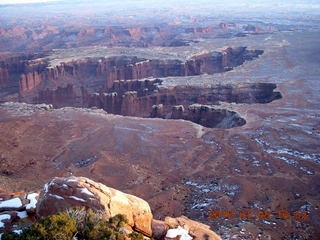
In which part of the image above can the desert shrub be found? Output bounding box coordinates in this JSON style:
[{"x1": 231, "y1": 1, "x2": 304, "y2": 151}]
[
  {"x1": 66, "y1": 207, "x2": 128, "y2": 240},
  {"x1": 1, "y1": 232, "x2": 20, "y2": 240},
  {"x1": 83, "y1": 212, "x2": 128, "y2": 240},
  {"x1": 2, "y1": 212, "x2": 76, "y2": 240},
  {"x1": 33, "y1": 212, "x2": 76, "y2": 240},
  {"x1": 129, "y1": 231, "x2": 145, "y2": 240},
  {"x1": 2, "y1": 209, "x2": 142, "y2": 240},
  {"x1": 108, "y1": 213, "x2": 128, "y2": 229},
  {"x1": 85, "y1": 220, "x2": 124, "y2": 240},
  {"x1": 39, "y1": 212, "x2": 76, "y2": 239}
]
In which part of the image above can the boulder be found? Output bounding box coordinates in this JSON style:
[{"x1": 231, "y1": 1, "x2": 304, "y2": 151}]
[
  {"x1": 36, "y1": 176, "x2": 153, "y2": 236},
  {"x1": 152, "y1": 216, "x2": 221, "y2": 240},
  {"x1": 152, "y1": 219, "x2": 169, "y2": 239}
]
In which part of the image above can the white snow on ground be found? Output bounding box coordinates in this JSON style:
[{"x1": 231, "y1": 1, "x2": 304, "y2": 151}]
[
  {"x1": 16, "y1": 211, "x2": 28, "y2": 219},
  {"x1": 166, "y1": 226, "x2": 193, "y2": 240},
  {"x1": 254, "y1": 137, "x2": 320, "y2": 164},
  {"x1": 263, "y1": 220, "x2": 277, "y2": 225},
  {"x1": 44, "y1": 183, "x2": 49, "y2": 193},
  {"x1": 0, "y1": 198, "x2": 22, "y2": 209},
  {"x1": 13, "y1": 229, "x2": 22, "y2": 235},
  {"x1": 191, "y1": 200, "x2": 214, "y2": 209},
  {"x1": 26, "y1": 193, "x2": 39, "y2": 210},
  {"x1": 48, "y1": 194, "x2": 64, "y2": 200},
  {"x1": 0, "y1": 214, "x2": 11, "y2": 228},
  {"x1": 299, "y1": 166, "x2": 314, "y2": 175},
  {"x1": 80, "y1": 188, "x2": 94, "y2": 196},
  {"x1": 69, "y1": 196, "x2": 86, "y2": 202},
  {"x1": 67, "y1": 178, "x2": 78, "y2": 182}
]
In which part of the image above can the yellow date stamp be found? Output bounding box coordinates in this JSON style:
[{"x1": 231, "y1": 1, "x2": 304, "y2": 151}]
[{"x1": 208, "y1": 209, "x2": 308, "y2": 221}]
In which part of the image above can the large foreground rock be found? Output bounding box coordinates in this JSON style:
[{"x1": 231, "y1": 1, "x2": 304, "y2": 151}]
[{"x1": 36, "y1": 176, "x2": 153, "y2": 236}]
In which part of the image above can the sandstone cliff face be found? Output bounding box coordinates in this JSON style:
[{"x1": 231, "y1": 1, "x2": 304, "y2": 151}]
[
  {"x1": 0, "y1": 68, "x2": 9, "y2": 87},
  {"x1": 0, "y1": 47, "x2": 279, "y2": 129},
  {"x1": 85, "y1": 82, "x2": 280, "y2": 117},
  {"x1": 19, "y1": 72, "x2": 42, "y2": 91},
  {"x1": 53, "y1": 81, "x2": 281, "y2": 129},
  {"x1": 0, "y1": 54, "x2": 47, "y2": 99},
  {"x1": 35, "y1": 84, "x2": 78, "y2": 107},
  {"x1": 17, "y1": 47, "x2": 263, "y2": 105}
]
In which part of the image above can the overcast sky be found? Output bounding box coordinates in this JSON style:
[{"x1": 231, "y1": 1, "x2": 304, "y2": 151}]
[
  {"x1": 1, "y1": 0, "x2": 319, "y2": 13},
  {"x1": 1, "y1": 0, "x2": 319, "y2": 5},
  {"x1": 0, "y1": 0, "x2": 58, "y2": 3}
]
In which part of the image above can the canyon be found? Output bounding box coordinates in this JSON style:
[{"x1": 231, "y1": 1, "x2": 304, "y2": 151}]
[
  {"x1": 0, "y1": 46, "x2": 281, "y2": 128},
  {"x1": 0, "y1": 1, "x2": 319, "y2": 239}
]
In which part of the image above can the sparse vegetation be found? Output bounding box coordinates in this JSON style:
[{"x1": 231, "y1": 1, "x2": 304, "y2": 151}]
[
  {"x1": 2, "y1": 212, "x2": 76, "y2": 240},
  {"x1": 2, "y1": 208, "x2": 144, "y2": 240}
]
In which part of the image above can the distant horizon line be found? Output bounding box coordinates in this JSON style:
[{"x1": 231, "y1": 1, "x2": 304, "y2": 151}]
[{"x1": 0, "y1": 0, "x2": 60, "y2": 5}]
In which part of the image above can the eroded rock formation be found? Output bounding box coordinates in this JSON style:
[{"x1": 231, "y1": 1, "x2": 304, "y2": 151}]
[
  {"x1": 36, "y1": 176, "x2": 153, "y2": 236},
  {"x1": 16, "y1": 47, "x2": 263, "y2": 99},
  {"x1": 0, "y1": 47, "x2": 280, "y2": 128},
  {"x1": 0, "y1": 46, "x2": 282, "y2": 129}
]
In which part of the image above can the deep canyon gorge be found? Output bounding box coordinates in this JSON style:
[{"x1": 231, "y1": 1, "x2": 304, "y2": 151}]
[{"x1": 0, "y1": 1, "x2": 319, "y2": 239}]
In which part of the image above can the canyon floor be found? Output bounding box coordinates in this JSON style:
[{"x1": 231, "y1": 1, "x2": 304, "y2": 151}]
[{"x1": 0, "y1": 28, "x2": 319, "y2": 239}]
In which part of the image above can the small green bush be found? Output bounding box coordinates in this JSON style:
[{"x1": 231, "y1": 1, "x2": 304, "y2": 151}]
[
  {"x1": 2, "y1": 212, "x2": 76, "y2": 240},
  {"x1": 33, "y1": 212, "x2": 77, "y2": 240},
  {"x1": 109, "y1": 214, "x2": 129, "y2": 229},
  {"x1": 83, "y1": 212, "x2": 128, "y2": 240},
  {"x1": 129, "y1": 231, "x2": 145, "y2": 240},
  {"x1": 1, "y1": 232, "x2": 20, "y2": 240},
  {"x1": 2, "y1": 209, "x2": 143, "y2": 240}
]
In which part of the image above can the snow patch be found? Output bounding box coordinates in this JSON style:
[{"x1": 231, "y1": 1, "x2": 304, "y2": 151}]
[
  {"x1": 0, "y1": 214, "x2": 11, "y2": 228},
  {"x1": 16, "y1": 211, "x2": 28, "y2": 219},
  {"x1": 299, "y1": 166, "x2": 314, "y2": 175},
  {"x1": 26, "y1": 193, "x2": 39, "y2": 210},
  {"x1": 0, "y1": 198, "x2": 22, "y2": 209},
  {"x1": 48, "y1": 194, "x2": 64, "y2": 200},
  {"x1": 44, "y1": 183, "x2": 49, "y2": 193},
  {"x1": 69, "y1": 196, "x2": 86, "y2": 202},
  {"x1": 13, "y1": 229, "x2": 22, "y2": 235},
  {"x1": 67, "y1": 178, "x2": 78, "y2": 182},
  {"x1": 263, "y1": 220, "x2": 277, "y2": 225},
  {"x1": 166, "y1": 226, "x2": 193, "y2": 240},
  {"x1": 275, "y1": 156, "x2": 298, "y2": 166},
  {"x1": 80, "y1": 188, "x2": 94, "y2": 196},
  {"x1": 299, "y1": 204, "x2": 312, "y2": 214},
  {"x1": 191, "y1": 200, "x2": 214, "y2": 209},
  {"x1": 185, "y1": 180, "x2": 239, "y2": 209}
]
